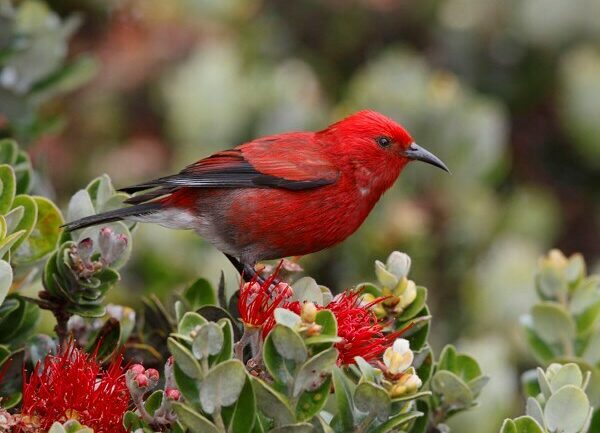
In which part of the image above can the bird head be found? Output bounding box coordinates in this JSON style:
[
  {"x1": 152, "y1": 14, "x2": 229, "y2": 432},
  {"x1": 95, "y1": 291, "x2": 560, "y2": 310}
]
[{"x1": 321, "y1": 110, "x2": 449, "y2": 174}]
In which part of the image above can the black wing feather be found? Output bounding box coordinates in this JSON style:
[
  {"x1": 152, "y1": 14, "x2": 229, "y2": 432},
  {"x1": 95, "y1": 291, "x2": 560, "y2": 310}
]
[{"x1": 119, "y1": 159, "x2": 336, "y2": 196}]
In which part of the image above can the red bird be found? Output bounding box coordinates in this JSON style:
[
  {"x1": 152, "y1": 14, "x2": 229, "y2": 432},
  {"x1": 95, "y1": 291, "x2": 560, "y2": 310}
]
[{"x1": 64, "y1": 110, "x2": 448, "y2": 277}]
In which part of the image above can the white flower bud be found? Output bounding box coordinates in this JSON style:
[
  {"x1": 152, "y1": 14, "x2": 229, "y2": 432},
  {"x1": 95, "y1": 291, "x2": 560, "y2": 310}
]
[
  {"x1": 386, "y1": 251, "x2": 411, "y2": 279},
  {"x1": 383, "y1": 338, "x2": 414, "y2": 375},
  {"x1": 399, "y1": 280, "x2": 417, "y2": 308}
]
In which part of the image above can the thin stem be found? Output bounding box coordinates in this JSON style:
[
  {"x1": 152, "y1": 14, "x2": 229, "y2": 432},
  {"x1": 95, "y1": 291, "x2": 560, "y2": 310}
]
[
  {"x1": 54, "y1": 309, "x2": 71, "y2": 350},
  {"x1": 213, "y1": 406, "x2": 226, "y2": 433},
  {"x1": 234, "y1": 327, "x2": 251, "y2": 361},
  {"x1": 201, "y1": 356, "x2": 209, "y2": 375},
  {"x1": 132, "y1": 389, "x2": 154, "y2": 424},
  {"x1": 249, "y1": 329, "x2": 261, "y2": 359}
]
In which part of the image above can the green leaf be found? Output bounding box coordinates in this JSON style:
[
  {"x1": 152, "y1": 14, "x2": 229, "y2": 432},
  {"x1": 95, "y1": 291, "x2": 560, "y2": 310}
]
[
  {"x1": 192, "y1": 322, "x2": 224, "y2": 360},
  {"x1": 525, "y1": 397, "x2": 545, "y2": 428},
  {"x1": 332, "y1": 367, "x2": 354, "y2": 432},
  {"x1": 0, "y1": 295, "x2": 26, "y2": 342},
  {"x1": 173, "y1": 362, "x2": 200, "y2": 404},
  {"x1": 0, "y1": 259, "x2": 12, "y2": 305},
  {"x1": 315, "y1": 309, "x2": 337, "y2": 336},
  {"x1": 413, "y1": 346, "x2": 434, "y2": 385},
  {"x1": 512, "y1": 416, "x2": 545, "y2": 433},
  {"x1": 431, "y1": 371, "x2": 473, "y2": 408},
  {"x1": 0, "y1": 215, "x2": 6, "y2": 239},
  {"x1": 549, "y1": 363, "x2": 583, "y2": 392},
  {"x1": 168, "y1": 337, "x2": 203, "y2": 379},
  {"x1": 13, "y1": 152, "x2": 32, "y2": 195},
  {"x1": 292, "y1": 277, "x2": 323, "y2": 304},
  {"x1": 576, "y1": 300, "x2": 600, "y2": 335},
  {"x1": 123, "y1": 410, "x2": 143, "y2": 431},
  {"x1": 0, "y1": 165, "x2": 16, "y2": 215},
  {"x1": 544, "y1": 385, "x2": 591, "y2": 433},
  {"x1": 354, "y1": 381, "x2": 390, "y2": 421},
  {"x1": 436, "y1": 345, "x2": 457, "y2": 372},
  {"x1": 570, "y1": 277, "x2": 600, "y2": 314},
  {"x1": 177, "y1": 311, "x2": 208, "y2": 339},
  {"x1": 210, "y1": 318, "x2": 234, "y2": 364},
  {"x1": 227, "y1": 377, "x2": 256, "y2": 433},
  {"x1": 271, "y1": 324, "x2": 307, "y2": 363},
  {"x1": 355, "y1": 356, "x2": 379, "y2": 382},
  {"x1": 295, "y1": 376, "x2": 331, "y2": 421},
  {"x1": 274, "y1": 308, "x2": 302, "y2": 329},
  {"x1": 184, "y1": 277, "x2": 216, "y2": 309},
  {"x1": 0, "y1": 140, "x2": 18, "y2": 166},
  {"x1": 467, "y1": 376, "x2": 489, "y2": 398},
  {"x1": 400, "y1": 308, "x2": 430, "y2": 351},
  {"x1": 200, "y1": 359, "x2": 247, "y2": 414},
  {"x1": 251, "y1": 377, "x2": 295, "y2": 426},
  {"x1": 499, "y1": 419, "x2": 517, "y2": 433},
  {"x1": 9, "y1": 195, "x2": 37, "y2": 252},
  {"x1": 536, "y1": 266, "x2": 567, "y2": 300},
  {"x1": 197, "y1": 305, "x2": 242, "y2": 340},
  {"x1": 0, "y1": 229, "x2": 25, "y2": 259},
  {"x1": 67, "y1": 189, "x2": 95, "y2": 226},
  {"x1": 370, "y1": 410, "x2": 423, "y2": 433},
  {"x1": 531, "y1": 302, "x2": 576, "y2": 344},
  {"x1": 307, "y1": 309, "x2": 339, "y2": 352},
  {"x1": 355, "y1": 282, "x2": 382, "y2": 298},
  {"x1": 522, "y1": 322, "x2": 556, "y2": 363},
  {"x1": 172, "y1": 402, "x2": 219, "y2": 433},
  {"x1": 12, "y1": 196, "x2": 63, "y2": 265},
  {"x1": 144, "y1": 390, "x2": 164, "y2": 416},
  {"x1": 263, "y1": 329, "x2": 294, "y2": 385},
  {"x1": 453, "y1": 353, "x2": 482, "y2": 382},
  {"x1": 293, "y1": 347, "x2": 337, "y2": 397},
  {"x1": 583, "y1": 332, "x2": 600, "y2": 365},
  {"x1": 536, "y1": 367, "x2": 552, "y2": 399}
]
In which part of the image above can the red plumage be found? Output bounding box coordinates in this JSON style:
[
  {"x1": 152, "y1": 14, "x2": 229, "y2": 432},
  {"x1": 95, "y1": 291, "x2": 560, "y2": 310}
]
[{"x1": 64, "y1": 110, "x2": 448, "y2": 269}]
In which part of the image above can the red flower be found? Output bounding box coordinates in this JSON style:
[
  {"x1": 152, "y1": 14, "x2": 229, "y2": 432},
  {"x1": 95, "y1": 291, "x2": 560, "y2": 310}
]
[
  {"x1": 267, "y1": 290, "x2": 401, "y2": 365},
  {"x1": 238, "y1": 265, "x2": 293, "y2": 329},
  {"x1": 327, "y1": 291, "x2": 401, "y2": 365},
  {"x1": 20, "y1": 343, "x2": 129, "y2": 433}
]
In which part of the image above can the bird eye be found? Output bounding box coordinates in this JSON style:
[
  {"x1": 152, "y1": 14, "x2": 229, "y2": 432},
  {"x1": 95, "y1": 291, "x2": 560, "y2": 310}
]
[{"x1": 376, "y1": 136, "x2": 392, "y2": 147}]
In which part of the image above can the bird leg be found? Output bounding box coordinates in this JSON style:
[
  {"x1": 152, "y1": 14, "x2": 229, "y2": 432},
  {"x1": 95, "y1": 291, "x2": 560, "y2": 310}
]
[{"x1": 225, "y1": 254, "x2": 264, "y2": 284}]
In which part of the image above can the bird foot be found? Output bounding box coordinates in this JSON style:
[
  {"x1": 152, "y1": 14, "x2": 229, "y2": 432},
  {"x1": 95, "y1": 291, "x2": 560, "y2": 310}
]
[{"x1": 225, "y1": 254, "x2": 266, "y2": 284}]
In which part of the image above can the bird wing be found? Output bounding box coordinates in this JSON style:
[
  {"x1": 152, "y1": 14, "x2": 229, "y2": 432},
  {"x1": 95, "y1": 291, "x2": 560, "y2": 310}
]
[{"x1": 119, "y1": 134, "x2": 339, "y2": 200}]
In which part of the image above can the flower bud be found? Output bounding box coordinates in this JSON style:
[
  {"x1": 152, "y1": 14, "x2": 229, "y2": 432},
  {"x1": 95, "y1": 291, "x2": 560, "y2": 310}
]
[
  {"x1": 134, "y1": 373, "x2": 148, "y2": 388},
  {"x1": 165, "y1": 387, "x2": 182, "y2": 401},
  {"x1": 129, "y1": 364, "x2": 145, "y2": 375},
  {"x1": 99, "y1": 227, "x2": 128, "y2": 265},
  {"x1": 389, "y1": 373, "x2": 422, "y2": 397},
  {"x1": 77, "y1": 238, "x2": 94, "y2": 264},
  {"x1": 540, "y1": 249, "x2": 568, "y2": 270},
  {"x1": 383, "y1": 338, "x2": 414, "y2": 375},
  {"x1": 146, "y1": 368, "x2": 159, "y2": 380},
  {"x1": 398, "y1": 280, "x2": 417, "y2": 309},
  {"x1": 375, "y1": 260, "x2": 400, "y2": 289},
  {"x1": 301, "y1": 302, "x2": 318, "y2": 323},
  {"x1": 386, "y1": 251, "x2": 411, "y2": 279}
]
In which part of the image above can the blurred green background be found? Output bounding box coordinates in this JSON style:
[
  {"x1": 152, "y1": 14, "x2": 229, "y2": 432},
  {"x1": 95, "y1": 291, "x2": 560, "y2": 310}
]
[{"x1": 3, "y1": 0, "x2": 600, "y2": 431}]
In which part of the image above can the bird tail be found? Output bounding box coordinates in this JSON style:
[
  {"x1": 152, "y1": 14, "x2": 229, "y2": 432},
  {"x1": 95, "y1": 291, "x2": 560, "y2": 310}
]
[{"x1": 61, "y1": 202, "x2": 162, "y2": 232}]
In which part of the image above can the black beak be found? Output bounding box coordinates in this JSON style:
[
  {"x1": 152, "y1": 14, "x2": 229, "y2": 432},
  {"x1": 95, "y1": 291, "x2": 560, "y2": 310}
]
[{"x1": 403, "y1": 143, "x2": 450, "y2": 173}]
